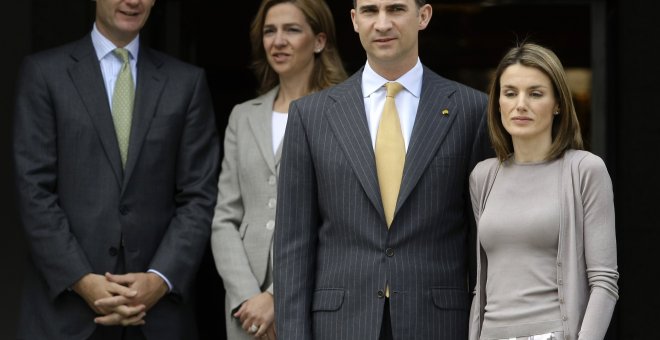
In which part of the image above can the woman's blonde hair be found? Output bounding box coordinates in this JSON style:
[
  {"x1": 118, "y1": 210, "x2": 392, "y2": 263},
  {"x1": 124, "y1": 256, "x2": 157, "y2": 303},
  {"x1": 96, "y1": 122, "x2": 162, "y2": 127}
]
[{"x1": 250, "y1": 0, "x2": 347, "y2": 94}]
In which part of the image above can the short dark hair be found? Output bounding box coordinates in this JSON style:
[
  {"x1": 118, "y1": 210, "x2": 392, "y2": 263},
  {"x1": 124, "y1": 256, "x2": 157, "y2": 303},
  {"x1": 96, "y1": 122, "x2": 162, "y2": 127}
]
[
  {"x1": 487, "y1": 43, "x2": 583, "y2": 161},
  {"x1": 353, "y1": 0, "x2": 426, "y2": 8}
]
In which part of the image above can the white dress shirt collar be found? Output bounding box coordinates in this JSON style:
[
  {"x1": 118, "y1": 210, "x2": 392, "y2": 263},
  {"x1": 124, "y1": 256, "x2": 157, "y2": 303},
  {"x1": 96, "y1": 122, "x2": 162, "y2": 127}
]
[
  {"x1": 360, "y1": 59, "x2": 424, "y2": 151},
  {"x1": 91, "y1": 23, "x2": 140, "y2": 62},
  {"x1": 361, "y1": 58, "x2": 423, "y2": 98}
]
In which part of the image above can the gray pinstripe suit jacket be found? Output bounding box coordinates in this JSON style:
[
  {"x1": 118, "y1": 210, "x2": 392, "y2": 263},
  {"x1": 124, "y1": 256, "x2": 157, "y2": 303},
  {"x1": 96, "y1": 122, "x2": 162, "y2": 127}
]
[{"x1": 274, "y1": 66, "x2": 492, "y2": 340}]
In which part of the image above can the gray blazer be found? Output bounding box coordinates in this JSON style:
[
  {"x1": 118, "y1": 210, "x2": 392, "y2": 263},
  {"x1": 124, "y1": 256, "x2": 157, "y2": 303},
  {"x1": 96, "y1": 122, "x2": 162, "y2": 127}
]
[
  {"x1": 12, "y1": 35, "x2": 219, "y2": 340},
  {"x1": 274, "y1": 67, "x2": 492, "y2": 340},
  {"x1": 211, "y1": 87, "x2": 281, "y2": 339}
]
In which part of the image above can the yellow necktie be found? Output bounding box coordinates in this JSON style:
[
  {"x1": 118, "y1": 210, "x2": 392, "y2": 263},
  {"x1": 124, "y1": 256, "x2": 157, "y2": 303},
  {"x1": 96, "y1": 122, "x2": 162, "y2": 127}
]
[
  {"x1": 375, "y1": 82, "x2": 405, "y2": 228},
  {"x1": 112, "y1": 48, "x2": 134, "y2": 167}
]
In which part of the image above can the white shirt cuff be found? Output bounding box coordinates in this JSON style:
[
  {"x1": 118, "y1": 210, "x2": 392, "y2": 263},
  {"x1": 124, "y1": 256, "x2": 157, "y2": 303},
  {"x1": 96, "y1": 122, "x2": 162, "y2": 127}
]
[{"x1": 148, "y1": 269, "x2": 173, "y2": 292}]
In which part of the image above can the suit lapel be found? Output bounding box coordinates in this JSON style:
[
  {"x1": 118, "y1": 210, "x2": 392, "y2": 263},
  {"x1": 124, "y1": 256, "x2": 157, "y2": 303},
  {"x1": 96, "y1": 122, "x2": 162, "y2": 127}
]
[
  {"x1": 68, "y1": 36, "x2": 123, "y2": 187},
  {"x1": 396, "y1": 68, "x2": 458, "y2": 213},
  {"x1": 122, "y1": 46, "x2": 167, "y2": 189},
  {"x1": 326, "y1": 71, "x2": 384, "y2": 218},
  {"x1": 274, "y1": 140, "x2": 283, "y2": 175},
  {"x1": 247, "y1": 87, "x2": 279, "y2": 175}
]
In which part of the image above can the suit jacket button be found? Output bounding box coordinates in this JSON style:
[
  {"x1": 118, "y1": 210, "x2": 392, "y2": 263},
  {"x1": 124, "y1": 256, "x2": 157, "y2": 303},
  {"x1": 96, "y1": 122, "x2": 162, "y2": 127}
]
[
  {"x1": 385, "y1": 248, "x2": 394, "y2": 257},
  {"x1": 266, "y1": 220, "x2": 275, "y2": 230},
  {"x1": 377, "y1": 290, "x2": 385, "y2": 298},
  {"x1": 268, "y1": 175, "x2": 276, "y2": 186},
  {"x1": 119, "y1": 205, "x2": 129, "y2": 215},
  {"x1": 108, "y1": 247, "x2": 118, "y2": 257}
]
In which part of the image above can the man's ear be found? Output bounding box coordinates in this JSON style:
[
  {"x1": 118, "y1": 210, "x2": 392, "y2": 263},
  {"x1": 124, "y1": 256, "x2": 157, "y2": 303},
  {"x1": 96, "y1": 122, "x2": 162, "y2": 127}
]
[
  {"x1": 418, "y1": 4, "x2": 433, "y2": 30},
  {"x1": 351, "y1": 9, "x2": 359, "y2": 33}
]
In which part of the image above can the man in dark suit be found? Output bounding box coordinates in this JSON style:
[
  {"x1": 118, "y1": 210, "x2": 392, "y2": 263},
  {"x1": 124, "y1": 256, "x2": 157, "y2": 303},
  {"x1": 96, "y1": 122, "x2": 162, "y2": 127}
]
[
  {"x1": 12, "y1": 0, "x2": 219, "y2": 339},
  {"x1": 273, "y1": 0, "x2": 492, "y2": 339}
]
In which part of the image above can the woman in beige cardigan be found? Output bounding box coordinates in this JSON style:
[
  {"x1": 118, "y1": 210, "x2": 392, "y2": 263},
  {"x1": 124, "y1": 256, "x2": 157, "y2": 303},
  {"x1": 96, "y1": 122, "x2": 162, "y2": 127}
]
[
  {"x1": 468, "y1": 43, "x2": 618, "y2": 340},
  {"x1": 210, "y1": 1, "x2": 346, "y2": 339}
]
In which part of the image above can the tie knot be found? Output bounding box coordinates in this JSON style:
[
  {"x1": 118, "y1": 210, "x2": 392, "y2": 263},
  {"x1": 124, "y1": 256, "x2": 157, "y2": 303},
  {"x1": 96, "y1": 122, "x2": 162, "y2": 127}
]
[
  {"x1": 385, "y1": 82, "x2": 403, "y2": 98},
  {"x1": 113, "y1": 48, "x2": 130, "y2": 64}
]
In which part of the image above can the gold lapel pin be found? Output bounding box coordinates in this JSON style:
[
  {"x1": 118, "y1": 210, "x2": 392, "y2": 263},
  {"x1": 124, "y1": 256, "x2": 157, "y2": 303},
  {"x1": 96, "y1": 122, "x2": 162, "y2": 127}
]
[{"x1": 442, "y1": 109, "x2": 449, "y2": 116}]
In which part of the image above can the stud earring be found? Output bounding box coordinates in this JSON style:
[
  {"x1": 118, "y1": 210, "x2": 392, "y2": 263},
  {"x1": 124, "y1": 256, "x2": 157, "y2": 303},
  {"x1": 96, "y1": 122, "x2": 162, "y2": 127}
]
[
  {"x1": 315, "y1": 48, "x2": 322, "y2": 53},
  {"x1": 554, "y1": 111, "x2": 560, "y2": 115}
]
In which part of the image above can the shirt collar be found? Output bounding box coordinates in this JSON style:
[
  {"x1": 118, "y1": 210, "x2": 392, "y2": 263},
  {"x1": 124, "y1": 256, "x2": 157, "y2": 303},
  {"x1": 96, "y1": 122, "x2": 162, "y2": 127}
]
[
  {"x1": 91, "y1": 23, "x2": 140, "y2": 62},
  {"x1": 362, "y1": 58, "x2": 423, "y2": 98}
]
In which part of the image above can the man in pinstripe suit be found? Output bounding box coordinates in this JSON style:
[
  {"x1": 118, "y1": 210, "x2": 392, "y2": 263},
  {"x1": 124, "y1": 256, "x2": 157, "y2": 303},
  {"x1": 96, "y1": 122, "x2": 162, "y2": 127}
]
[{"x1": 273, "y1": 0, "x2": 492, "y2": 338}]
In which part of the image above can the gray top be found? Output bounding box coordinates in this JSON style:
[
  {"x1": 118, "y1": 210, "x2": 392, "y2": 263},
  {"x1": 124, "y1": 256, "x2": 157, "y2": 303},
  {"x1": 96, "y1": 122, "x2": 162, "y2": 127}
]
[
  {"x1": 469, "y1": 150, "x2": 619, "y2": 340},
  {"x1": 479, "y1": 159, "x2": 562, "y2": 339}
]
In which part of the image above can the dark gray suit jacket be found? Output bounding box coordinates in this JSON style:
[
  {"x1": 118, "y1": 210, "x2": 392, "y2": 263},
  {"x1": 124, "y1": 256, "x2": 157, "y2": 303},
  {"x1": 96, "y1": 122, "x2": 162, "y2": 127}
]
[
  {"x1": 274, "y1": 67, "x2": 492, "y2": 340},
  {"x1": 12, "y1": 35, "x2": 219, "y2": 339}
]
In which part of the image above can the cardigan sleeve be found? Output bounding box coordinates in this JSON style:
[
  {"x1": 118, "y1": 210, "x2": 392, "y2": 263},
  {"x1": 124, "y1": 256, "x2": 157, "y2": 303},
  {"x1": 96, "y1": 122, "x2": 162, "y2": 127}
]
[
  {"x1": 467, "y1": 158, "x2": 499, "y2": 340},
  {"x1": 468, "y1": 166, "x2": 483, "y2": 340},
  {"x1": 577, "y1": 154, "x2": 619, "y2": 340}
]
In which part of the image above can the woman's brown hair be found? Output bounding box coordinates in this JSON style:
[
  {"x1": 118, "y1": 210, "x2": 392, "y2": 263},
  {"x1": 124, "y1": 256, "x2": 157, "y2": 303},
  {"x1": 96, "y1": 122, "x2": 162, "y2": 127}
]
[{"x1": 487, "y1": 43, "x2": 583, "y2": 161}]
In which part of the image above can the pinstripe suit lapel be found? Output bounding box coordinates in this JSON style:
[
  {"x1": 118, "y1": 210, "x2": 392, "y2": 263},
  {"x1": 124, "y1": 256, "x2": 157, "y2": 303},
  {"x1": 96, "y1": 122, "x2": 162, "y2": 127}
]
[
  {"x1": 326, "y1": 71, "x2": 385, "y2": 218},
  {"x1": 68, "y1": 36, "x2": 123, "y2": 187},
  {"x1": 396, "y1": 68, "x2": 459, "y2": 213},
  {"x1": 122, "y1": 46, "x2": 167, "y2": 190},
  {"x1": 247, "y1": 87, "x2": 279, "y2": 175}
]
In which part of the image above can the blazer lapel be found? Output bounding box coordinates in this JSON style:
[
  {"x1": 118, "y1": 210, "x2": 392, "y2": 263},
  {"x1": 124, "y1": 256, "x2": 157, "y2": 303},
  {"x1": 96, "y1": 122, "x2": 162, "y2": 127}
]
[
  {"x1": 274, "y1": 140, "x2": 283, "y2": 175},
  {"x1": 247, "y1": 87, "x2": 279, "y2": 175},
  {"x1": 68, "y1": 36, "x2": 123, "y2": 187},
  {"x1": 396, "y1": 68, "x2": 459, "y2": 214},
  {"x1": 122, "y1": 46, "x2": 167, "y2": 190},
  {"x1": 326, "y1": 71, "x2": 384, "y2": 218}
]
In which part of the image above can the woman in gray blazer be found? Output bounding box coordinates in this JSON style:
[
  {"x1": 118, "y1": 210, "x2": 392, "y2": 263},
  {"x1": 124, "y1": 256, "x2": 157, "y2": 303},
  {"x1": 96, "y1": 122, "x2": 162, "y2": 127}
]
[
  {"x1": 468, "y1": 43, "x2": 618, "y2": 340},
  {"x1": 210, "y1": 0, "x2": 346, "y2": 339}
]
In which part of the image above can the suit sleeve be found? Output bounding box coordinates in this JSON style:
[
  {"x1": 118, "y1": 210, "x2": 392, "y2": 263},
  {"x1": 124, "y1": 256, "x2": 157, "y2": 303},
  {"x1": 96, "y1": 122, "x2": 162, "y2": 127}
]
[
  {"x1": 466, "y1": 95, "x2": 492, "y2": 295},
  {"x1": 273, "y1": 101, "x2": 318, "y2": 339},
  {"x1": 148, "y1": 70, "x2": 220, "y2": 299},
  {"x1": 210, "y1": 105, "x2": 262, "y2": 312},
  {"x1": 466, "y1": 97, "x2": 491, "y2": 339},
  {"x1": 469, "y1": 100, "x2": 494, "y2": 169},
  {"x1": 577, "y1": 155, "x2": 619, "y2": 339},
  {"x1": 12, "y1": 56, "x2": 93, "y2": 299}
]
